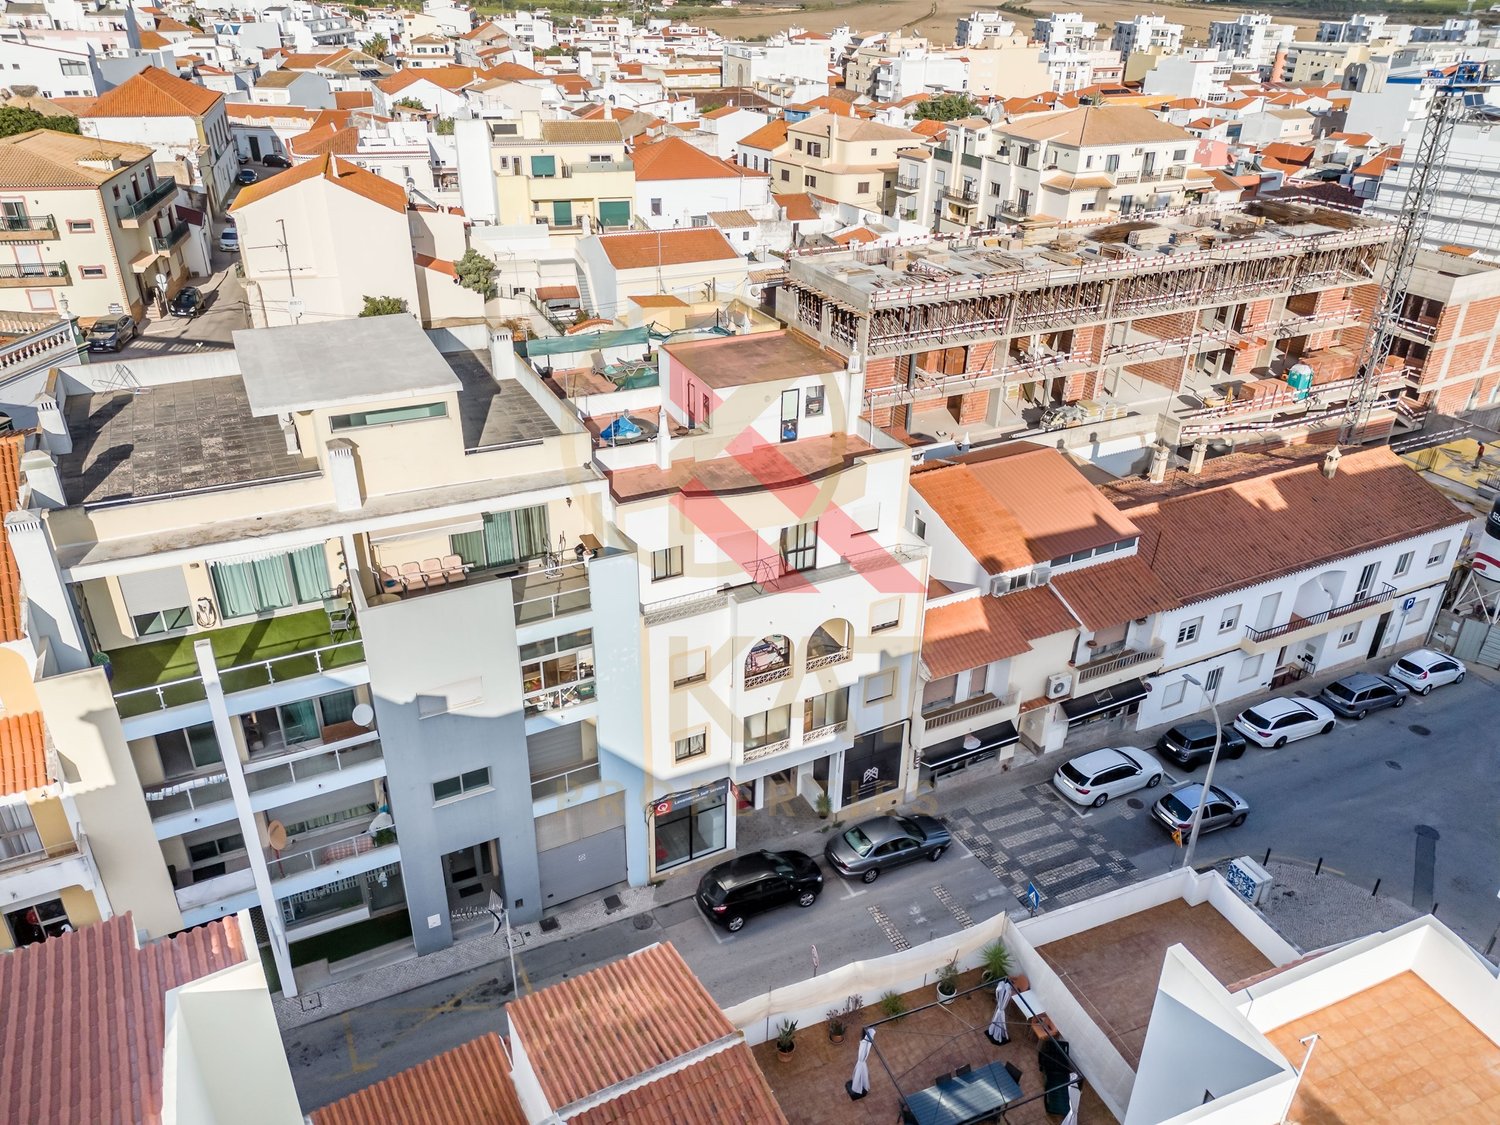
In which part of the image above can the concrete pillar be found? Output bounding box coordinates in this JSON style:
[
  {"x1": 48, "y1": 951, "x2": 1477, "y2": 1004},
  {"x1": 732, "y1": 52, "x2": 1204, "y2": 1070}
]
[
  {"x1": 489, "y1": 328, "x2": 516, "y2": 381},
  {"x1": 845, "y1": 357, "x2": 866, "y2": 437},
  {"x1": 655, "y1": 408, "x2": 670, "y2": 470},
  {"x1": 1187, "y1": 439, "x2": 1208, "y2": 476},
  {"x1": 20, "y1": 449, "x2": 65, "y2": 509},
  {"x1": 5, "y1": 510, "x2": 87, "y2": 671},
  {"x1": 1148, "y1": 442, "x2": 1171, "y2": 483},
  {"x1": 277, "y1": 412, "x2": 300, "y2": 455},
  {"x1": 33, "y1": 395, "x2": 71, "y2": 455},
  {"x1": 326, "y1": 438, "x2": 362, "y2": 512},
  {"x1": 194, "y1": 639, "x2": 297, "y2": 997}
]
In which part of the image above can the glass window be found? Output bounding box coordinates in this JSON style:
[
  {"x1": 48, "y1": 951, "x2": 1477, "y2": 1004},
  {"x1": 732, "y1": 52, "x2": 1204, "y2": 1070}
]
[
  {"x1": 1394, "y1": 551, "x2": 1413, "y2": 577},
  {"x1": 804, "y1": 687, "x2": 849, "y2": 731},
  {"x1": 432, "y1": 767, "x2": 490, "y2": 803},
  {"x1": 450, "y1": 504, "x2": 550, "y2": 571},
  {"x1": 922, "y1": 675, "x2": 958, "y2": 712},
  {"x1": 210, "y1": 545, "x2": 329, "y2": 618},
  {"x1": 1427, "y1": 541, "x2": 1449, "y2": 566},
  {"x1": 133, "y1": 606, "x2": 192, "y2": 635},
  {"x1": 672, "y1": 649, "x2": 708, "y2": 687},
  {"x1": 521, "y1": 631, "x2": 595, "y2": 715},
  {"x1": 871, "y1": 598, "x2": 900, "y2": 632},
  {"x1": 780, "y1": 521, "x2": 816, "y2": 572},
  {"x1": 780, "y1": 389, "x2": 799, "y2": 442},
  {"x1": 1219, "y1": 605, "x2": 1241, "y2": 633},
  {"x1": 157, "y1": 723, "x2": 222, "y2": 776},
  {"x1": 330, "y1": 402, "x2": 447, "y2": 430},
  {"x1": 654, "y1": 788, "x2": 726, "y2": 870},
  {"x1": 1204, "y1": 667, "x2": 1223, "y2": 693},
  {"x1": 674, "y1": 730, "x2": 706, "y2": 761},
  {"x1": 743, "y1": 704, "x2": 791, "y2": 750},
  {"x1": 805, "y1": 386, "x2": 825, "y2": 416},
  {"x1": 864, "y1": 669, "x2": 896, "y2": 703},
  {"x1": 1176, "y1": 618, "x2": 1202, "y2": 645},
  {"x1": 651, "y1": 546, "x2": 682, "y2": 581}
]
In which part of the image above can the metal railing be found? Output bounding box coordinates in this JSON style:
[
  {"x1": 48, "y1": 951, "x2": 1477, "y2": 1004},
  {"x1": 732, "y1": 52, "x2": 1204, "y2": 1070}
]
[
  {"x1": 522, "y1": 676, "x2": 596, "y2": 716},
  {"x1": 1076, "y1": 645, "x2": 1164, "y2": 684},
  {"x1": 530, "y1": 760, "x2": 602, "y2": 802},
  {"x1": 270, "y1": 824, "x2": 392, "y2": 880},
  {"x1": 0, "y1": 214, "x2": 56, "y2": 235},
  {"x1": 513, "y1": 571, "x2": 591, "y2": 625},
  {"x1": 0, "y1": 261, "x2": 68, "y2": 282},
  {"x1": 946, "y1": 184, "x2": 979, "y2": 203},
  {"x1": 0, "y1": 834, "x2": 79, "y2": 872},
  {"x1": 116, "y1": 177, "x2": 177, "y2": 221},
  {"x1": 243, "y1": 735, "x2": 383, "y2": 793},
  {"x1": 153, "y1": 220, "x2": 190, "y2": 251},
  {"x1": 896, "y1": 176, "x2": 921, "y2": 191},
  {"x1": 1244, "y1": 584, "x2": 1397, "y2": 643},
  {"x1": 921, "y1": 690, "x2": 1018, "y2": 728},
  {"x1": 142, "y1": 772, "x2": 233, "y2": 819},
  {"x1": 564, "y1": 159, "x2": 632, "y2": 175},
  {"x1": 112, "y1": 637, "x2": 366, "y2": 713}
]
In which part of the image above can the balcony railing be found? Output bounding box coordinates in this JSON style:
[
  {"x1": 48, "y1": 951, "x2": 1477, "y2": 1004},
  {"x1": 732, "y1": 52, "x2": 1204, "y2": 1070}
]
[
  {"x1": 1076, "y1": 645, "x2": 1165, "y2": 684},
  {"x1": 1244, "y1": 584, "x2": 1397, "y2": 643},
  {"x1": 142, "y1": 772, "x2": 232, "y2": 820},
  {"x1": 243, "y1": 734, "x2": 383, "y2": 793},
  {"x1": 270, "y1": 823, "x2": 393, "y2": 880},
  {"x1": 741, "y1": 736, "x2": 791, "y2": 764},
  {"x1": 802, "y1": 719, "x2": 847, "y2": 743},
  {"x1": 921, "y1": 690, "x2": 1018, "y2": 728},
  {"x1": 0, "y1": 261, "x2": 68, "y2": 286},
  {"x1": 564, "y1": 159, "x2": 632, "y2": 175},
  {"x1": 116, "y1": 177, "x2": 177, "y2": 223},
  {"x1": 896, "y1": 176, "x2": 921, "y2": 191},
  {"x1": 514, "y1": 566, "x2": 591, "y2": 625},
  {"x1": 946, "y1": 184, "x2": 979, "y2": 203},
  {"x1": 531, "y1": 760, "x2": 602, "y2": 802},
  {"x1": 523, "y1": 676, "x2": 596, "y2": 717},
  {"x1": 0, "y1": 213, "x2": 58, "y2": 240},
  {"x1": 745, "y1": 662, "x2": 792, "y2": 688},
  {"x1": 153, "y1": 220, "x2": 190, "y2": 252},
  {"x1": 0, "y1": 834, "x2": 79, "y2": 872}
]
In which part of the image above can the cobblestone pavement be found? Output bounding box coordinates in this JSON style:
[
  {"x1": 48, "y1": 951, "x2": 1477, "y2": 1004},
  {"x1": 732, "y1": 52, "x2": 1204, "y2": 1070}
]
[{"x1": 944, "y1": 779, "x2": 1138, "y2": 912}]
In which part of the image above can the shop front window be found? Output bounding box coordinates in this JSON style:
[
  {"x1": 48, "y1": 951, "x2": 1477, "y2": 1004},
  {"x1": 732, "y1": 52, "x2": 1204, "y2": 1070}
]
[{"x1": 654, "y1": 783, "x2": 728, "y2": 871}]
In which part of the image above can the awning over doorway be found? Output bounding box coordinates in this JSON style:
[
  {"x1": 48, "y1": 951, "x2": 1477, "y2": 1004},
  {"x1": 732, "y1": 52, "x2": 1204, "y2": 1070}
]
[
  {"x1": 650, "y1": 777, "x2": 729, "y2": 818},
  {"x1": 1061, "y1": 678, "x2": 1147, "y2": 724},
  {"x1": 923, "y1": 720, "x2": 1019, "y2": 770}
]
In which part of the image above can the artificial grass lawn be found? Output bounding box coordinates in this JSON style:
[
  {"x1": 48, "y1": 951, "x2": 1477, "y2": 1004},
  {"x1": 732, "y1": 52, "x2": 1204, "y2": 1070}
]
[
  {"x1": 107, "y1": 607, "x2": 363, "y2": 715},
  {"x1": 288, "y1": 909, "x2": 413, "y2": 968}
]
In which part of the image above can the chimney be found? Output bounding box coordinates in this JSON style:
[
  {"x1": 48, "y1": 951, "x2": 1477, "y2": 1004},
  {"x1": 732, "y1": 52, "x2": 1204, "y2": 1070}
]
[
  {"x1": 490, "y1": 328, "x2": 517, "y2": 381},
  {"x1": 1321, "y1": 445, "x2": 1342, "y2": 479},
  {"x1": 326, "y1": 439, "x2": 364, "y2": 511},
  {"x1": 278, "y1": 412, "x2": 300, "y2": 455},
  {"x1": 20, "y1": 449, "x2": 64, "y2": 509},
  {"x1": 1148, "y1": 442, "x2": 1170, "y2": 483},
  {"x1": 1187, "y1": 438, "x2": 1208, "y2": 475},
  {"x1": 655, "y1": 408, "x2": 670, "y2": 470},
  {"x1": 33, "y1": 394, "x2": 71, "y2": 455}
]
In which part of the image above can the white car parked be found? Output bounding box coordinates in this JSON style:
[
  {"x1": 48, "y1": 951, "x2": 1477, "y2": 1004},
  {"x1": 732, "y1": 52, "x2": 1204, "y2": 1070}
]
[
  {"x1": 1052, "y1": 746, "x2": 1165, "y2": 808},
  {"x1": 1232, "y1": 696, "x2": 1336, "y2": 748},
  {"x1": 1387, "y1": 648, "x2": 1466, "y2": 695}
]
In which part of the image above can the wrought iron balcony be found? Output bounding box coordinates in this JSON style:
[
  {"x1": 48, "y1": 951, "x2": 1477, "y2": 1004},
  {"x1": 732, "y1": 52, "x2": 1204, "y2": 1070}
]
[
  {"x1": 1244, "y1": 584, "x2": 1397, "y2": 643},
  {"x1": 0, "y1": 213, "x2": 58, "y2": 240},
  {"x1": 116, "y1": 177, "x2": 177, "y2": 225},
  {"x1": 0, "y1": 261, "x2": 69, "y2": 286}
]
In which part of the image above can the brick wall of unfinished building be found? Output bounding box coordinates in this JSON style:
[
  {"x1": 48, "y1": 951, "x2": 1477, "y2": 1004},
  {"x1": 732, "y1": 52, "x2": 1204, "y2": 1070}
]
[
  {"x1": 1230, "y1": 298, "x2": 1277, "y2": 378},
  {"x1": 1297, "y1": 284, "x2": 1362, "y2": 354},
  {"x1": 865, "y1": 354, "x2": 901, "y2": 427}
]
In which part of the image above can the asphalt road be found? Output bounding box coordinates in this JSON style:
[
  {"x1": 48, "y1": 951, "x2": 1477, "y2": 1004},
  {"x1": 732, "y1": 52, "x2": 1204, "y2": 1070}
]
[{"x1": 282, "y1": 664, "x2": 1500, "y2": 1112}]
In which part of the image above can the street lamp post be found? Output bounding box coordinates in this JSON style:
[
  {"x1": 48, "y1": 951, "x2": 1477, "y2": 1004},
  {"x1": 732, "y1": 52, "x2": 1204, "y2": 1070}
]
[{"x1": 1179, "y1": 672, "x2": 1221, "y2": 872}]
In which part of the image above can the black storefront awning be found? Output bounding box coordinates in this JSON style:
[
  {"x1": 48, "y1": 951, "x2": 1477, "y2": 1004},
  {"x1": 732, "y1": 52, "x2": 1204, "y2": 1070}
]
[
  {"x1": 923, "y1": 720, "x2": 1020, "y2": 770},
  {"x1": 1061, "y1": 678, "x2": 1148, "y2": 724}
]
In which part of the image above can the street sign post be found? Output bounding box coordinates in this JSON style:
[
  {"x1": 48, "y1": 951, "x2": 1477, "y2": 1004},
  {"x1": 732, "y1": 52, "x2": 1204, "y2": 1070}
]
[{"x1": 1026, "y1": 882, "x2": 1041, "y2": 915}]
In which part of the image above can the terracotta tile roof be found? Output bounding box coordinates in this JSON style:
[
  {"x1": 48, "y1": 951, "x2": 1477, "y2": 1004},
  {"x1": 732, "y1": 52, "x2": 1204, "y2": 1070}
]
[
  {"x1": 1000, "y1": 105, "x2": 1191, "y2": 147},
  {"x1": 508, "y1": 943, "x2": 735, "y2": 1107},
  {"x1": 1261, "y1": 141, "x2": 1314, "y2": 165},
  {"x1": 1108, "y1": 446, "x2": 1467, "y2": 604},
  {"x1": 923, "y1": 594, "x2": 1032, "y2": 677},
  {"x1": 0, "y1": 711, "x2": 49, "y2": 797},
  {"x1": 231, "y1": 154, "x2": 406, "y2": 213},
  {"x1": 634, "y1": 136, "x2": 763, "y2": 180},
  {"x1": 629, "y1": 294, "x2": 689, "y2": 307},
  {"x1": 703, "y1": 105, "x2": 738, "y2": 120},
  {"x1": 1051, "y1": 554, "x2": 1178, "y2": 631},
  {"x1": 911, "y1": 444, "x2": 1139, "y2": 575},
  {"x1": 737, "y1": 118, "x2": 788, "y2": 150},
  {"x1": 709, "y1": 209, "x2": 756, "y2": 228},
  {"x1": 85, "y1": 65, "x2": 222, "y2": 118},
  {"x1": 1353, "y1": 145, "x2": 1400, "y2": 177},
  {"x1": 375, "y1": 66, "x2": 480, "y2": 95},
  {"x1": 138, "y1": 29, "x2": 170, "y2": 49},
  {"x1": 997, "y1": 585, "x2": 1080, "y2": 641},
  {"x1": 486, "y1": 62, "x2": 546, "y2": 81},
  {"x1": 0, "y1": 129, "x2": 152, "y2": 186},
  {"x1": 540, "y1": 119, "x2": 626, "y2": 144},
  {"x1": 335, "y1": 90, "x2": 375, "y2": 110},
  {"x1": 595, "y1": 228, "x2": 739, "y2": 270},
  {"x1": 290, "y1": 124, "x2": 358, "y2": 157},
  {"x1": 790, "y1": 112, "x2": 919, "y2": 144},
  {"x1": 0, "y1": 431, "x2": 23, "y2": 644},
  {"x1": 911, "y1": 119, "x2": 949, "y2": 138},
  {"x1": 0, "y1": 914, "x2": 246, "y2": 1124},
  {"x1": 535, "y1": 285, "x2": 580, "y2": 300},
  {"x1": 833, "y1": 226, "x2": 877, "y2": 245},
  {"x1": 610, "y1": 433, "x2": 874, "y2": 503},
  {"x1": 772, "y1": 191, "x2": 818, "y2": 220},
  {"x1": 664, "y1": 329, "x2": 843, "y2": 389},
  {"x1": 225, "y1": 102, "x2": 321, "y2": 122},
  {"x1": 152, "y1": 15, "x2": 192, "y2": 33},
  {"x1": 312, "y1": 1033, "x2": 525, "y2": 1125},
  {"x1": 570, "y1": 1043, "x2": 786, "y2": 1124}
]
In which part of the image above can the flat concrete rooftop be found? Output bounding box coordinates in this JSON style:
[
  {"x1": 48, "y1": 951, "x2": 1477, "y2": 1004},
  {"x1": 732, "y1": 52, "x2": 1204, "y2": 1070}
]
[
  {"x1": 59, "y1": 378, "x2": 318, "y2": 505},
  {"x1": 444, "y1": 349, "x2": 561, "y2": 451}
]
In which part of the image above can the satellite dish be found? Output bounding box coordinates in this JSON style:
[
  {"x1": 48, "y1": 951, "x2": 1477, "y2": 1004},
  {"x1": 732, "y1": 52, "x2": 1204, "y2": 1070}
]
[
  {"x1": 266, "y1": 820, "x2": 288, "y2": 851},
  {"x1": 352, "y1": 703, "x2": 375, "y2": 727}
]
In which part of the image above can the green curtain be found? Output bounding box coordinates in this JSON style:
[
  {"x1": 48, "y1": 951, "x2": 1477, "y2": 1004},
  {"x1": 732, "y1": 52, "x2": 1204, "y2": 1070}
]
[
  {"x1": 251, "y1": 555, "x2": 295, "y2": 610},
  {"x1": 483, "y1": 512, "x2": 517, "y2": 567},
  {"x1": 289, "y1": 544, "x2": 330, "y2": 602},
  {"x1": 318, "y1": 690, "x2": 357, "y2": 727},
  {"x1": 278, "y1": 699, "x2": 319, "y2": 745},
  {"x1": 211, "y1": 561, "x2": 259, "y2": 619},
  {"x1": 450, "y1": 531, "x2": 487, "y2": 568},
  {"x1": 513, "y1": 505, "x2": 550, "y2": 559}
]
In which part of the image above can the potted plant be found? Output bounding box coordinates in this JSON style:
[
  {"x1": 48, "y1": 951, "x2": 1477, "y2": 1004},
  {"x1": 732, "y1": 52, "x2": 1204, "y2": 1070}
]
[
  {"x1": 816, "y1": 791, "x2": 832, "y2": 819},
  {"x1": 826, "y1": 1007, "x2": 847, "y2": 1044},
  {"x1": 937, "y1": 957, "x2": 960, "y2": 1003},
  {"x1": 878, "y1": 990, "x2": 908, "y2": 1020},
  {"x1": 979, "y1": 939, "x2": 1014, "y2": 984},
  {"x1": 775, "y1": 1018, "x2": 798, "y2": 1062}
]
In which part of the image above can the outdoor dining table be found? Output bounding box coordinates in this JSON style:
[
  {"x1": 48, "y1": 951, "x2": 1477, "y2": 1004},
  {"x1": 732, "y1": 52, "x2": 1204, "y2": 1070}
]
[{"x1": 902, "y1": 1060, "x2": 1024, "y2": 1125}]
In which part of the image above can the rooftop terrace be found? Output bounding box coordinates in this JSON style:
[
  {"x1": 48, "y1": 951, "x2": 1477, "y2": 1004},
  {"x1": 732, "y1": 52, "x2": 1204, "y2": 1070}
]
[
  {"x1": 445, "y1": 349, "x2": 562, "y2": 451},
  {"x1": 59, "y1": 379, "x2": 318, "y2": 505}
]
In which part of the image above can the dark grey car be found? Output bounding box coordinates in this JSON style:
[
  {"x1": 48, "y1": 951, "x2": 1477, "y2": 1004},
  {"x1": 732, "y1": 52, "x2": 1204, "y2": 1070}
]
[
  {"x1": 1317, "y1": 673, "x2": 1409, "y2": 719},
  {"x1": 824, "y1": 814, "x2": 952, "y2": 883}
]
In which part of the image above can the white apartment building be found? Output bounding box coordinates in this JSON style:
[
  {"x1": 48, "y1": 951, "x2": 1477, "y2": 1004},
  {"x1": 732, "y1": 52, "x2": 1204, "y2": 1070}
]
[
  {"x1": 721, "y1": 40, "x2": 828, "y2": 88},
  {"x1": 1208, "y1": 13, "x2": 1297, "y2": 70},
  {"x1": 1032, "y1": 11, "x2": 1100, "y2": 50},
  {"x1": 1112, "y1": 15, "x2": 1184, "y2": 59},
  {"x1": 0, "y1": 36, "x2": 100, "y2": 97},
  {"x1": 1042, "y1": 43, "x2": 1124, "y2": 93},
  {"x1": 1368, "y1": 116, "x2": 1500, "y2": 261},
  {"x1": 1141, "y1": 49, "x2": 1237, "y2": 102},
  {"x1": 1315, "y1": 13, "x2": 1411, "y2": 46},
  {"x1": 956, "y1": 11, "x2": 1015, "y2": 48}
]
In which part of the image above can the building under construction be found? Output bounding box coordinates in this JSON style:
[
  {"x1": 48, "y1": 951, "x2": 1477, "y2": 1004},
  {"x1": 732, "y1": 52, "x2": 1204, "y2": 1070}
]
[{"x1": 775, "y1": 200, "x2": 1411, "y2": 450}]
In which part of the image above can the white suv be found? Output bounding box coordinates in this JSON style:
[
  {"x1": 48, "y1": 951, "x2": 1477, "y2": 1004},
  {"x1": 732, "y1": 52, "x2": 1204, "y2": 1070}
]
[
  {"x1": 1387, "y1": 649, "x2": 1466, "y2": 695},
  {"x1": 1232, "y1": 696, "x2": 1335, "y2": 748}
]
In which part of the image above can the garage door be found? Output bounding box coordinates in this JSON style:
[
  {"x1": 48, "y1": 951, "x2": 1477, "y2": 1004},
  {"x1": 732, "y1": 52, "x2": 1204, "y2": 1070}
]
[{"x1": 535, "y1": 793, "x2": 626, "y2": 908}]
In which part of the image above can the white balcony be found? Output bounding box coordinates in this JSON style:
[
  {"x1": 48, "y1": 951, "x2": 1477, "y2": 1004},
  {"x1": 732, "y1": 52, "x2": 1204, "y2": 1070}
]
[{"x1": 244, "y1": 732, "x2": 386, "y2": 812}]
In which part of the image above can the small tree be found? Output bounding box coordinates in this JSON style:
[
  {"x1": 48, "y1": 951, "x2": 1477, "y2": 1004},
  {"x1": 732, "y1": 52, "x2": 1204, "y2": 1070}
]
[
  {"x1": 360, "y1": 295, "x2": 408, "y2": 317},
  {"x1": 912, "y1": 93, "x2": 982, "y2": 123},
  {"x1": 455, "y1": 249, "x2": 496, "y2": 299},
  {"x1": 362, "y1": 33, "x2": 389, "y2": 58},
  {"x1": 0, "y1": 107, "x2": 79, "y2": 138},
  {"x1": 434, "y1": 117, "x2": 454, "y2": 136},
  {"x1": 392, "y1": 96, "x2": 426, "y2": 111}
]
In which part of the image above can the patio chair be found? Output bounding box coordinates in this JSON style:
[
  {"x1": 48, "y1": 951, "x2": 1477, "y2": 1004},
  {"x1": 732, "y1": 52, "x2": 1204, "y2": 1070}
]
[
  {"x1": 399, "y1": 561, "x2": 427, "y2": 591},
  {"x1": 420, "y1": 558, "x2": 448, "y2": 588},
  {"x1": 380, "y1": 566, "x2": 403, "y2": 594},
  {"x1": 441, "y1": 554, "x2": 467, "y2": 583}
]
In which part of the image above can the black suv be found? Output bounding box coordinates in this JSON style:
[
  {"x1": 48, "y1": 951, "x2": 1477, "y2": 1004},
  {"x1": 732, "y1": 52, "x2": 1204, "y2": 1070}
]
[
  {"x1": 87, "y1": 314, "x2": 136, "y2": 353},
  {"x1": 696, "y1": 849, "x2": 822, "y2": 932},
  {"x1": 1155, "y1": 720, "x2": 1247, "y2": 768}
]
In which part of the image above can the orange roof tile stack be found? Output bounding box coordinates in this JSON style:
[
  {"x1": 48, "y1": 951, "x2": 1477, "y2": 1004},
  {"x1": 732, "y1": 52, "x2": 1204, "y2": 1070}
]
[
  {"x1": 0, "y1": 914, "x2": 246, "y2": 1124},
  {"x1": 1052, "y1": 555, "x2": 1177, "y2": 630},
  {"x1": 312, "y1": 1033, "x2": 526, "y2": 1125}
]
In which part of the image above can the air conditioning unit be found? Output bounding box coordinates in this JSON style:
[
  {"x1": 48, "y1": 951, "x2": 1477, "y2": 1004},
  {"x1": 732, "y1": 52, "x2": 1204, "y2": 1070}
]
[
  {"x1": 1046, "y1": 672, "x2": 1073, "y2": 699},
  {"x1": 1225, "y1": 856, "x2": 1274, "y2": 906},
  {"x1": 1030, "y1": 566, "x2": 1052, "y2": 587}
]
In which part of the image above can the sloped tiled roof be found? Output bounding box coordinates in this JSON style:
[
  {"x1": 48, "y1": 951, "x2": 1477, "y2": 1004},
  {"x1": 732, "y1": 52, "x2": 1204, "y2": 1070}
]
[
  {"x1": 540, "y1": 119, "x2": 626, "y2": 144},
  {"x1": 0, "y1": 711, "x2": 48, "y2": 797},
  {"x1": 595, "y1": 228, "x2": 739, "y2": 270},
  {"x1": 634, "y1": 136, "x2": 763, "y2": 180},
  {"x1": 0, "y1": 914, "x2": 246, "y2": 1124},
  {"x1": 1051, "y1": 554, "x2": 1178, "y2": 631},
  {"x1": 230, "y1": 154, "x2": 405, "y2": 214},
  {"x1": 86, "y1": 65, "x2": 222, "y2": 118},
  {"x1": 0, "y1": 129, "x2": 152, "y2": 186},
  {"x1": 507, "y1": 943, "x2": 734, "y2": 1107},
  {"x1": 922, "y1": 595, "x2": 1032, "y2": 678},
  {"x1": 772, "y1": 191, "x2": 818, "y2": 220},
  {"x1": 570, "y1": 1042, "x2": 787, "y2": 1124},
  {"x1": 1108, "y1": 446, "x2": 1467, "y2": 604},
  {"x1": 1000, "y1": 105, "x2": 1191, "y2": 147},
  {"x1": 312, "y1": 1033, "x2": 526, "y2": 1125},
  {"x1": 736, "y1": 118, "x2": 787, "y2": 150},
  {"x1": 334, "y1": 90, "x2": 374, "y2": 110},
  {"x1": 290, "y1": 124, "x2": 358, "y2": 157},
  {"x1": 911, "y1": 444, "x2": 1139, "y2": 575},
  {"x1": 375, "y1": 66, "x2": 480, "y2": 95}
]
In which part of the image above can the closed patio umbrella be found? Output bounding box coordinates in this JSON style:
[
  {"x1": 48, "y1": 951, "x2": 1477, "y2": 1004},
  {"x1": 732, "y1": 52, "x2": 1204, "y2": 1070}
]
[
  {"x1": 847, "y1": 1028, "x2": 874, "y2": 1100},
  {"x1": 1061, "y1": 1073, "x2": 1081, "y2": 1125},
  {"x1": 986, "y1": 979, "x2": 1014, "y2": 1045}
]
